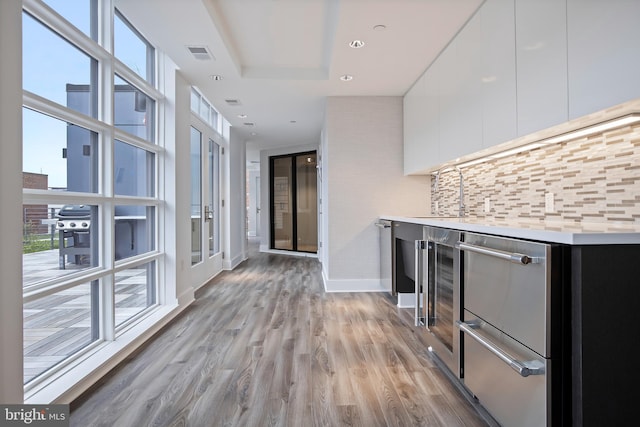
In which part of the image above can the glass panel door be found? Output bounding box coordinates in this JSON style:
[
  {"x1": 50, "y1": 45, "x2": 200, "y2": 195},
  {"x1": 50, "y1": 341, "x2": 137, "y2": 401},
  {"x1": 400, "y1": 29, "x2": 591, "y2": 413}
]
[
  {"x1": 270, "y1": 151, "x2": 317, "y2": 253},
  {"x1": 190, "y1": 127, "x2": 202, "y2": 265},
  {"x1": 207, "y1": 139, "x2": 220, "y2": 257},
  {"x1": 272, "y1": 157, "x2": 293, "y2": 250},
  {"x1": 295, "y1": 153, "x2": 317, "y2": 252}
]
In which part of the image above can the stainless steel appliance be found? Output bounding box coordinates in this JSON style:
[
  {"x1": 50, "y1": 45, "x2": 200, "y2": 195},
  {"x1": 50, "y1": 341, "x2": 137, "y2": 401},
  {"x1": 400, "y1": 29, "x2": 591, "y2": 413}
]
[
  {"x1": 393, "y1": 221, "x2": 423, "y2": 295},
  {"x1": 375, "y1": 219, "x2": 392, "y2": 293},
  {"x1": 456, "y1": 232, "x2": 552, "y2": 427},
  {"x1": 415, "y1": 226, "x2": 462, "y2": 377}
]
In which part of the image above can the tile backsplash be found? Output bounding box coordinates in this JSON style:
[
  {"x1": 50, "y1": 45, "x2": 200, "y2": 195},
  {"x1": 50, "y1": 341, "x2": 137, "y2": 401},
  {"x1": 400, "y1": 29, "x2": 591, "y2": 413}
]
[{"x1": 431, "y1": 122, "x2": 640, "y2": 223}]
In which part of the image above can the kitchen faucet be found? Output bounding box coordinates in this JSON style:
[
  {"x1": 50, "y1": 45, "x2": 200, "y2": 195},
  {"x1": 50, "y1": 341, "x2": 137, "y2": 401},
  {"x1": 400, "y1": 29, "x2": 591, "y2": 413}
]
[{"x1": 455, "y1": 167, "x2": 465, "y2": 217}]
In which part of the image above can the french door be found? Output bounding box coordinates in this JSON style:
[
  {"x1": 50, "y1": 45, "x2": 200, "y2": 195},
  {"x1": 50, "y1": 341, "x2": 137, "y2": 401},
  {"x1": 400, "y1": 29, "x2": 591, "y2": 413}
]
[
  {"x1": 190, "y1": 125, "x2": 222, "y2": 287},
  {"x1": 270, "y1": 151, "x2": 318, "y2": 253}
]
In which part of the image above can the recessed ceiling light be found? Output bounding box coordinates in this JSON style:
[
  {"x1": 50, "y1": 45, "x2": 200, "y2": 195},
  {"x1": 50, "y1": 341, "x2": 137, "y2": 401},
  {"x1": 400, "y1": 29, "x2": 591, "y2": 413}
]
[
  {"x1": 340, "y1": 74, "x2": 353, "y2": 82},
  {"x1": 250, "y1": 132, "x2": 257, "y2": 136},
  {"x1": 349, "y1": 40, "x2": 365, "y2": 48},
  {"x1": 209, "y1": 74, "x2": 222, "y2": 81},
  {"x1": 238, "y1": 114, "x2": 247, "y2": 118},
  {"x1": 373, "y1": 24, "x2": 386, "y2": 31}
]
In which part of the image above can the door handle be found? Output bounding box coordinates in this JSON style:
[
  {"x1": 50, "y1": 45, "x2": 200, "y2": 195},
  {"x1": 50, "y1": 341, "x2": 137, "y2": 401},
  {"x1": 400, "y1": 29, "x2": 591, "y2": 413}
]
[
  {"x1": 415, "y1": 240, "x2": 427, "y2": 327},
  {"x1": 204, "y1": 206, "x2": 213, "y2": 221},
  {"x1": 456, "y1": 320, "x2": 545, "y2": 377},
  {"x1": 456, "y1": 242, "x2": 542, "y2": 265}
]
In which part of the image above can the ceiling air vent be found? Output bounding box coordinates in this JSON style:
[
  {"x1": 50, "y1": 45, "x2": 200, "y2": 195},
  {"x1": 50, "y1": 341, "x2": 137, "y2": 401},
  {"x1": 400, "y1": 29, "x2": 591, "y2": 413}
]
[
  {"x1": 225, "y1": 99, "x2": 241, "y2": 106},
  {"x1": 187, "y1": 46, "x2": 214, "y2": 61},
  {"x1": 243, "y1": 122, "x2": 255, "y2": 127}
]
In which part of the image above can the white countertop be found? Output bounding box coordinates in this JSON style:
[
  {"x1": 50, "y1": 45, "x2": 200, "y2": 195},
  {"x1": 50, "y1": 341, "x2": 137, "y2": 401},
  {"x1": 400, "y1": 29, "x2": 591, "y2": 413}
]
[{"x1": 380, "y1": 215, "x2": 640, "y2": 245}]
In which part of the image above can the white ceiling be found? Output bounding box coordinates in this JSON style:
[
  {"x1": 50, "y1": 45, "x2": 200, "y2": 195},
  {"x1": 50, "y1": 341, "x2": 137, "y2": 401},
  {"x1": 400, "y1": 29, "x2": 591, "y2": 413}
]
[{"x1": 116, "y1": 0, "x2": 483, "y2": 161}]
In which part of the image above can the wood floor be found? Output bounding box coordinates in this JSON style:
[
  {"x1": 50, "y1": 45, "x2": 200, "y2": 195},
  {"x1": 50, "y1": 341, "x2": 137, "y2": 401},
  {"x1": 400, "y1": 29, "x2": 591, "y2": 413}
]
[{"x1": 70, "y1": 242, "x2": 490, "y2": 427}]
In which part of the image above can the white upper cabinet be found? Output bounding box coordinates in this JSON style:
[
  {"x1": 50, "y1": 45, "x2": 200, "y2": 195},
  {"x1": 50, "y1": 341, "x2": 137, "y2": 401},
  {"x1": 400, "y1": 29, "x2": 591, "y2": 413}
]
[
  {"x1": 403, "y1": 73, "x2": 428, "y2": 175},
  {"x1": 422, "y1": 62, "x2": 441, "y2": 171},
  {"x1": 567, "y1": 0, "x2": 640, "y2": 119},
  {"x1": 403, "y1": 51, "x2": 442, "y2": 175},
  {"x1": 515, "y1": 0, "x2": 568, "y2": 136},
  {"x1": 404, "y1": 0, "x2": 640, "y2": 173},
  {"x1": 481, "y1": 0, "x2": 517, "y2": 148},
  {"x1": 439, "y1": 12, "x2": 483, "y2": 163}
]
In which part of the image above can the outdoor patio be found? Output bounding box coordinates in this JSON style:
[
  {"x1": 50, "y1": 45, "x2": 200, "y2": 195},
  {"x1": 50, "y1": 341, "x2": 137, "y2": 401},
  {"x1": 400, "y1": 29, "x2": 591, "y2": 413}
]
[{"x1": 23, "y1": 249, "x2": 150, "y2": 384}]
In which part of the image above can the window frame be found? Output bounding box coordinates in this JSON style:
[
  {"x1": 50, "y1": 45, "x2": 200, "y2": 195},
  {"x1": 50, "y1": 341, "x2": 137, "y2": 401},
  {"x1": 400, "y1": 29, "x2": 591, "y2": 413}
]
[{"x1": 21, "y1": 0, "x2": 164, "y2": 393}]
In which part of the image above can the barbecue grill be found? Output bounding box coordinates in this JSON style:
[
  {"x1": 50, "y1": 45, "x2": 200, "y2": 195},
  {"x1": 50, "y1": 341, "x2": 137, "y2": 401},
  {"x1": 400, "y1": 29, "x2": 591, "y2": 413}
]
[{"x1": 56, "y1": 204, "x2": 92, "y2": 269}]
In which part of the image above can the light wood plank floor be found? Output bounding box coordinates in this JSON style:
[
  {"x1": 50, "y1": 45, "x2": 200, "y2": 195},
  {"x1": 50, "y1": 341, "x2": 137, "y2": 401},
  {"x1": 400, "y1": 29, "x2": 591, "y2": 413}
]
[{"x1": 70, "y1": 242, "x2": 490, "y2": 427}]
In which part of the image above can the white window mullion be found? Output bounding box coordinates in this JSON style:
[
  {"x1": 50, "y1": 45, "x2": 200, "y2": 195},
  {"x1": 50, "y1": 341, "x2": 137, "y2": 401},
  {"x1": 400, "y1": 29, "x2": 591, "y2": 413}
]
[
  {"x1": 101, "y1": 270, "x2": 115, "y2": 341},
  {"x1": 100, "y1": 0, "x2": 116, "y2": 343}
]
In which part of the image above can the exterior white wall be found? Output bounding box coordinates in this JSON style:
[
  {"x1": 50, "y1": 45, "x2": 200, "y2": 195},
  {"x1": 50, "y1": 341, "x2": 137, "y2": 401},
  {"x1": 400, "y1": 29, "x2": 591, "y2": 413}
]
[
  {"x1": 0, "y1": 0, "x2": 24, "y2": 404},
  {"x1": 258, "y1": 143, "x2": 320, "y2": 252},
  {"x1": 323, "y1": 96, "x2": 429, "y2": 292}
]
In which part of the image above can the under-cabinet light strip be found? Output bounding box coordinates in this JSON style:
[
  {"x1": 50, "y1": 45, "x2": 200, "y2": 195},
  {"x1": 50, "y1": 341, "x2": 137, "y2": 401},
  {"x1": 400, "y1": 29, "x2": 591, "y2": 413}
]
[{"x1": 442, "y1": 113, "x2": 640, "y2": 172}]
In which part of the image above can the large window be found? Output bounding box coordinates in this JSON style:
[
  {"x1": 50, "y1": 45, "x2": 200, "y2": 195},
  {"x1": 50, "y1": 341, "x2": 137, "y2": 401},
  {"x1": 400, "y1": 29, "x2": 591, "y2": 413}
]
[
  {"x1": 114, "y1": 75, "x2": 156, "y2": 142},
  {"x1": 114, "y1": 9, "x2": 154, "y2": 84},
  {"x1": 23, "y1": 108, "x2": 99, "y2": 192},
  {"x1": 21, "y1": 1, "x2": 161, "y2": 391},
  {"x1": 23, "y1": 12, "x2": 97, "y2": 118},
  {"x1": 41, "y1": 0, "x2": 97, "y2": 40}
]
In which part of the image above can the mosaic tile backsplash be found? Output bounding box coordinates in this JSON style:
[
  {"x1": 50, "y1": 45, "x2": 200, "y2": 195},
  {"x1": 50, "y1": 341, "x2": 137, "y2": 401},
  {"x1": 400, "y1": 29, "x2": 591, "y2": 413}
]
[{"x1": 431, "y1": 122, "x2": 640, "y2": 223}]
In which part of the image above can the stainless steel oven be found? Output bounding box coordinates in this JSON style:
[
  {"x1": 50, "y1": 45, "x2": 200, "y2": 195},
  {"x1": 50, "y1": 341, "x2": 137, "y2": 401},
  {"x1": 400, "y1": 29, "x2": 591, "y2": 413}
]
[
  {"x1": 456, "y1": 232, "x2": 553, "y2": 427},
  {"x1": 415, "y1": 226, "x2": 462, "y2": 378}
]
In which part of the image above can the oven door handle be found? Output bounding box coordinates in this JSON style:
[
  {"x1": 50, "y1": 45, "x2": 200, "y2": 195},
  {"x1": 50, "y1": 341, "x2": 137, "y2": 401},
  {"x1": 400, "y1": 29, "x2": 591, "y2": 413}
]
[
  {"x1": 456, "y1": 242, "x2": 542, "y2": 265},
  {"x1": 456, "y1": 320, "x2": 545, "y2": 377}
]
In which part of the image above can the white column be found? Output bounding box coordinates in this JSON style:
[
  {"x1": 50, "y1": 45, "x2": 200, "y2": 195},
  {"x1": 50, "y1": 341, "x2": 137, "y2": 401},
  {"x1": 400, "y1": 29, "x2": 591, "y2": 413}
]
[{"x1": 0, "y1": 0, "x2": 25, "y2": 404}]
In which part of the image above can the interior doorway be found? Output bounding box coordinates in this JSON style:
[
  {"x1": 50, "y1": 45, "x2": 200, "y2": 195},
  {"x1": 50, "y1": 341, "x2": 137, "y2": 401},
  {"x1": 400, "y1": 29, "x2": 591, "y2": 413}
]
[{"x1": 269, "y1": 151, "x2": 318, "y2": 253}]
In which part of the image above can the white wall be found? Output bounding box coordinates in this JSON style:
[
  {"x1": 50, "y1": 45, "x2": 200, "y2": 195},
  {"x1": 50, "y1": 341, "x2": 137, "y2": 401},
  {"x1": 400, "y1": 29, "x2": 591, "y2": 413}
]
[
  {"x1": 323, "y1": 96, "x2": 429, "y2": 292},
  {"x1": 172, "y1": 70, "x2": 196, "y2": 305},
  {"x1": 247, "y1": 168, "x2": 260, "y2": 237},
  {"x1": 0, "y1": 0, "x2": 24, "y2": 404},
  {"x1": 226, "y1": 127, "x2": 248, "y2": 269}
]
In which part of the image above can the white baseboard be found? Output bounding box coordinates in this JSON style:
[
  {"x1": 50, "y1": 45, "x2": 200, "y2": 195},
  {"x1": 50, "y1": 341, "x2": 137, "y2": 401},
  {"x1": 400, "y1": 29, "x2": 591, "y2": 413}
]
[
  {"x1": 259, "y1": 245, "x2": 318, "y2": 258},
  {"x1": 321, "y1": 269, "x2": 389, "y2": 293},
  {"x1": 397, "y1": 293, "x2": 418, "y2": 308},
  {"x1": 223, "y1": 252, "x2": 245, "y2": 270}
]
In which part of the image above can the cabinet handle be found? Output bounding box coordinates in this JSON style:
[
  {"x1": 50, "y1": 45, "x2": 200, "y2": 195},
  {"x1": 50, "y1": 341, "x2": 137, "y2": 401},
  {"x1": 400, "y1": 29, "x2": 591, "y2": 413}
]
[
  {"x1": 456, "y1": 320, "x2": 545, "y2": 377},
  {"x1": 456, "y1": 241, "x2": 542, "y2": 265},
  {"x1": 414, "y1": 240, "x2": 427, "y2": 327},
  {"x1": 374, "y1": 222, "x2": 391, "y2": 229}
]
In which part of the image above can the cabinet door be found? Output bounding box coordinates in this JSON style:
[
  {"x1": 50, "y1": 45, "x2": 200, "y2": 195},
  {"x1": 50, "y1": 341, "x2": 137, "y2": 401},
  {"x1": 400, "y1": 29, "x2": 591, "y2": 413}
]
[
  {"x1": 515, "y1": 0, "x2": 568, "y2": 136},
  {"x1": 423, "y1": 63, "x2": 441, "y2": 170},
  {"x1": 403, "y1": 73, "x2": 427, "y2": 174},
  {"x1": 480, "y1": 0, "x2": 517, "y2": 148},
  {"x1": 567, "y1": 0, "x2": 640, "y2": 119},
  {"x1": 438, "y1": 38, "x2": 461, "y2": 163},
  {"x1": 439, "y1": 11, "x2": 483, "y2": 163}
]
